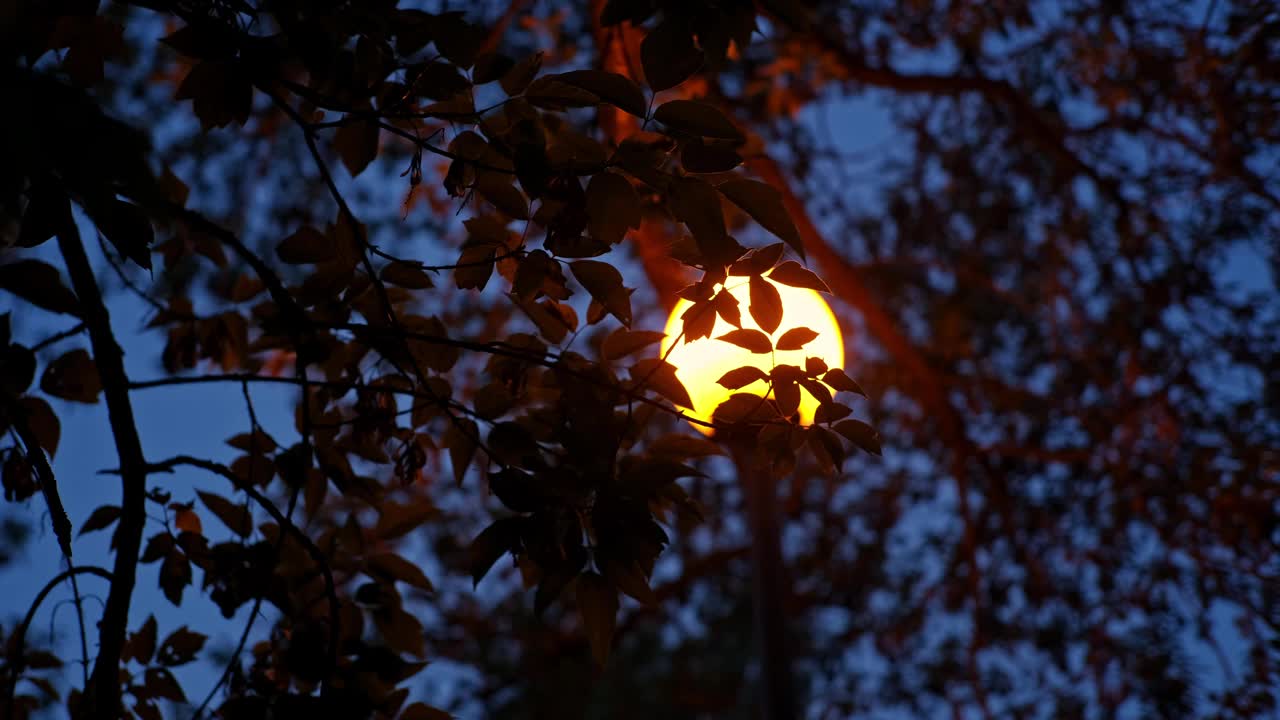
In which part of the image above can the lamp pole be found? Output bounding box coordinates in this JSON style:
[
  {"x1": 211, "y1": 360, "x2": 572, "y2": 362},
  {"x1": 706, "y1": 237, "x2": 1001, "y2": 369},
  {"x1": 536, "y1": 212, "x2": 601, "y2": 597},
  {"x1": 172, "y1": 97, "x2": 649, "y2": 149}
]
[{"x1": 729, "y1": 435, "x2": 796, "y2": 720}]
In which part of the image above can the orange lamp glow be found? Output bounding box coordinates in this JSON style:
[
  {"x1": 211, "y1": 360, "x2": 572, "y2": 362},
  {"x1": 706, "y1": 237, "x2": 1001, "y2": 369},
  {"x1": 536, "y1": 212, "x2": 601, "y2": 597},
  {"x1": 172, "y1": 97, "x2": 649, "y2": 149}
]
[{"x1": 661, "y1": 275, "x2": 844, "y2": 434}]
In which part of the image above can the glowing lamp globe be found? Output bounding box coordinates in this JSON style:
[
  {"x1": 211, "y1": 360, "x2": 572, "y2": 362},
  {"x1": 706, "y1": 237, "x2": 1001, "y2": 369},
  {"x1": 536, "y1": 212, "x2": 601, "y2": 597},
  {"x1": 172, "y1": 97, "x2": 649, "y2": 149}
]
[{"x1": 661, "y1": 275, "x2": 844, "y2": 434}]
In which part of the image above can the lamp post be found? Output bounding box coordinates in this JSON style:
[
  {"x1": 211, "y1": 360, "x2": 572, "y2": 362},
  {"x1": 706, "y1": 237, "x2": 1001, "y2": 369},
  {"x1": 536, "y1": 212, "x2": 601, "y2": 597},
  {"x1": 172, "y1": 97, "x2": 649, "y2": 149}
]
[{"x1": 662, "y1": 275, "x2": 844, "y2": 720}]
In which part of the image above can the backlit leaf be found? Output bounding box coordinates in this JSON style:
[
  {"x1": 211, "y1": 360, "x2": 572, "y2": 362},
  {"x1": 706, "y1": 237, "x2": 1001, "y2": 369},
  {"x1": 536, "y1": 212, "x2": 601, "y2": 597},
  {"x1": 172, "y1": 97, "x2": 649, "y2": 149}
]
[
  {"x1": 640, "y1": 19, "x2": 703, "y2": 91},
  {"x1": 834, "y1": 419, "x2": 882, "y2": 455},
  {"x1": 571, "y1": 260, "x2": 632, "y2": 327},
  {"x1": 557, "y1": 70, "x2": 648, "y2": 118},
  {"x1": 0, "y1": 261, "x2": 80, "y2": 316},
  {"x1": 196, "y1": 491, "x2": 252, "y2": 538},
  {"x1": 776, "y1": 326, "x2": 818, "y2": 351},
  {"x1": 748, "y1": 275, "x2": 783, "y2": 334},
  {"x1": 631, "y1": 358, "x2": 694, "y2": 408},
  {"x1": 654, "y1": 100, "x2": 744, "y2": 141},
  {"x1": 79, "y1": 505, "x2": 121, "y2": 536},
  {"x1": 768, "y1": 261, "x2": 830, "y2": 292},
  {"x1": 718, "y1": 365, "x2": 768, "y2": 389},
  {"x1": 586, "y1": 172, "x2": 640, "y2": 246},
  {"x1": 718, "y1": 179, "x2": 804, "y2": 258},
  {"x1": 823, "y1": 368, "x2": 866, "y2": 396},
  {"x1": 715, "y1": 328, "x2": 772, "y2": 354}
]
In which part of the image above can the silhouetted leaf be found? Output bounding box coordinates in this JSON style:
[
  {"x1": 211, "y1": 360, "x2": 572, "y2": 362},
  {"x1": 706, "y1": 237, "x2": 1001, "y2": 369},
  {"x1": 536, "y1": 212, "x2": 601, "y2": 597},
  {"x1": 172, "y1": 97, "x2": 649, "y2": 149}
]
[
  {"x1": 469, "y1": 517, "x2": 521, "y2": 587},
  {"x1": 728, "y1": 243, "x2": 785, "y2": 276},
  {"x1": 19, "y1": 397, "x2": 60, "y2": 457},
  {"x1": 79, "y1": 504, "x2": 121, "y2": 536},
  {"x1": 776, "y1": 326, "x2": 818, "y2": 351},
  {"x1": 40, "y1": 348, "x2": 102, "y2": 403},
  {"x1": 0, "y1": 261, "x2": 80, "y2": 316},
  {"x1": 196, "y1": 491, "x2": 251, "y2": 538},
  {"x1": 157, "y1": 626, "x2": 206, "y2": 666},
  {"x1": 774, "y1": 380, "x2": 801, "y2": 416},
  {"x1": 823, "y1": 368, "x2": 866, "y2": 396},
  {"x1": 654, "y1": 100, "x2": 744, "y2": 141},
  {"x1": 122, "y1": 616, "x2": 157, "y2": 665},
  {"x1": 749, "y1": 275, "x2": 784, "y2": 334},
  {"x1": 713, "y1": 392, "x2": 778, "y2": 424},
  {"x1": 335, "y1": 117, "x2": 380, "y2": 176},
  {"x1": 144, "y1": 667, "x2": 185, "y2": 703},
  {"x1": 834, "y1": 419, "x2": 882, "y2": 455},
  {"x1": 718, "y1": 365, "x2": 768, "y2": 389},
  {"x1": 369, "y1": 552, "x2": 434, "y2": 592},
  {"x1": 586, "y1": 172, "x2": 640, "y2": 246},
  {"x1": 557, "y1": 70, "x2": 648, "y2": 118},
  {"x1": 0, "y1": 344, "x2": 35, "y2": 396},
  {"x1": 680, "y1": 300, "x2": 717, "y2": 341},
  {"x1": 716, "y1": 328, "x2": 772, "y2": 353},
  {"x1": 571, "y1": 260, "x2": 632, "y2": 326},
  {"x1": 650, "y1": 433, "x2": 723, "y2": 459},
  {"x1": 18, "y1": 181, "x2": 71, "y2": 248},
  {"x1": 814, "y1": 402, "x2": 852, "y2": 424},
  {"x1": 276, "y1": 226, "x2": 335, "y2": 264},
  {"x1": 602, "y1": 329, "x2": 665, "y2": 361},
  {"x1": 577, "y1": 572, "x2": 618, "y2": 666},
  {"x1": 631, "y1": 358, "x2": 694, "y2": 408},
  {"x1": 641, "y1": 18, "x2": 703, "y2": 91},
  {"x1": 500, "y1": 52, "x2": 543, "y2": 96},
  {"x1": 669, "y1": 177, "x2": 740, "y2": 265},
  {"x1": 381, "y1": 261, "x2": 435, "y2": 289},
  {"x1": 681, "y1": 141, "x2": 743, "y2": 173},
  {"x1": 718, "y1": 179, "x2": 803, "y2": 257},
  {"x1": 768, "y1": 261, "x2": 830, "y2": 292},
  {"x1": 445, "y1": 419, "x2": 479, "y2": 486},
  {"x1": 92, "y1": 199, "x2": 153, "y2": 269},
  {"x1": 402, "y1": 703, "x2": 454, "y2": 720},
  {"x1": 713, "y1": 289, "x2": 742, "y2": 327},
  {"x1": 158, "y1": 549, "x2": 192, "y2": 606}
]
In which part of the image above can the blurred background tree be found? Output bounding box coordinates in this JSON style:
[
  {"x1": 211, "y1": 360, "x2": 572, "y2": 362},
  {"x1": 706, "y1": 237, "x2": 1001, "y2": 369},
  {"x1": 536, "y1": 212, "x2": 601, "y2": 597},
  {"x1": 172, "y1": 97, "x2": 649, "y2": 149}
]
[{"x1": 1, "y1": 0, "x2": 1277, "y2": 718}]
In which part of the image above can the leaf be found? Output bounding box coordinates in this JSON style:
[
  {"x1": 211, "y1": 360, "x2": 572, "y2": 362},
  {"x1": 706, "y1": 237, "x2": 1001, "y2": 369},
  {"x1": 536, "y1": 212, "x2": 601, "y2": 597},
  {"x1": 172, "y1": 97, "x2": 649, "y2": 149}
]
[
  {"x1": 680, "y1": 300, "x2": 716, "y2": 341},
  {"x1": 369, "y1": 552, "x2": 434, "y2": 592},
  {"x1": 79, "y1": 505, "x2": 121, "y2": 536},
  {"x1": 334, "y1": 117, "x2": 380, "y2": 177},
  {"x1": 500, "y1": 52, "x2": 543, "y2": 96},
  {"x1": 0, "y1": 344, "x2": 34, "y2": 397},
  {"x1": 654, "y1": 100, "x2": 744, "y2": 141},
  {"x1": 718, "y1": 365, "x2": 768, "y2": 389},
  {"x1": 577, "y1": 572, "x2": 619, "y2": 666},
  {"x1": 376, "y1": 498, "x2": 436, "y2": 541},
  {"x1": 774, "y1": 380, "x2": 801, "y2": 417},
  {"x1": 649, "y1": 434, "x2": 722, "y2": 460},
  {"x1": 469, "y1": 517, "x2": 521, "y2": 587},
  {"x1": 380, "y1": 261, "x2": 435, "y2": 289},
  {"x1": 715, "y1": 328, "x2": 772, "y2": 354},
  {"x1": 276, "y1": 226, "x2": 335, "y2": 264},
  {"x1": 776, "y1": 327, "x2": 819, "y2": 351},
  {"x1": 157, "y1": 626, "x2": 206, "y2": 666},
  {"x1": 158, "y1": 549, "x2": 192, "y2": 606},
  {"x1": 444, "y1": 418, "x2": 478, "y2": 486},
  {"x1": 570, "y1": 260, "x2": 632, "y2": 326},
  {"x1": 19, "y1": 397, "x2": 60, "y2": 457},
  {"x1": 681, "y1": 141, "x2": 743, "y2": 173},
  {"x1": 630, "y1": 358, "x2": 694, "y2": 409},
  {"x1": 196, "y1": 491, "x2": 252, "y2": 538},
  {"x1": 402, "y1": 703, "x2": 455, "y2": 720},
  {"x1": 641, "y1": 18, "x2": 703, "y2": 91},
  {"x1": 602, "y1": 329, "x2": 665, "y2": 362},
  {"x1": 814, "y1": 402, "x2": 852, "y2": 424},
  {"x1": 557, "y1": 70, "x2": 648, "y2": 118},
  {"x1": 123, "y1": 616, "x2": 158, "y2": 665},
  {"x1": 768, "y1": 261, "x2": 830, "y2": 292},
  {"x1": 18, "y1": 181, "x2": 71, "y2": 248},
  {"x1": 92, "y1": 199, "x2": 153, "y2": 269},
  {"x1": 806, "y1": 356, "x2": 829, "y2": 376},
  {"x1": 144, "y1": 667, "x2": 186, "y2": 703},
  {"x1": 728, "y1": 243, "x2": 785, "y2": 276},
  {"x1": 713, "y1": 392, "x2": 779, "y2": 425},
  {"x1": 585, "y1": 172, "x2": 640, "y2": 246},
  {"x1": 799, "y1": 378, "x2": 833, "y2": 405},
  {"x1": 749, "y1": 275, "x2": 783, "y2": 334},
  {"x1": 475, "y1": 177, "x2": 529, "y2": 223},
  {"x1": 0, "y1": 260, "x2": 79, "y2": 315},
  {"x1": 669, "y1": 177, "x2": 739, "y2": 266},
  {"x1": 40, "y1": 349, "x2": 102, "y2": 403},
  {"x1": 173, "y1": 508, "x2": 201, "y2": 535},
  {"x1": 713, "y1": 289, "x2": 742, "y2": 327},
  {"x1": 834, "y1": 419, "x2": 882, "y2": 455},
  {"x1": 524, "y1": 76, "x2": 599, "y2": 110},
  {"x1": 822, "y1": 368, "x2": 866, "y2": 396},
  {"x1": 718, "y1": 179, "x2": 804, "y2": 258}
]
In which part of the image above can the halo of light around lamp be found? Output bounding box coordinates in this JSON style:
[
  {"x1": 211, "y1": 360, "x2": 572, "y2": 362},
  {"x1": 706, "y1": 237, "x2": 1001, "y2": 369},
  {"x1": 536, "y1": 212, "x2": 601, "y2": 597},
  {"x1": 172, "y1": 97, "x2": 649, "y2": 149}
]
[{"x1": 661, "y1": 275, "x2": 844, "y2": 435}]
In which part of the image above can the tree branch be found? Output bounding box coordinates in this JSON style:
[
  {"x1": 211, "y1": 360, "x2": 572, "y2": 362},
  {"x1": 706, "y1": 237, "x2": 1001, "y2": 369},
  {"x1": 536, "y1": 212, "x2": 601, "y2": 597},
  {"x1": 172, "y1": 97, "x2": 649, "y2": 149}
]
[{"x1": 56, "y1": 218, "x2": 149, "y2": 720}]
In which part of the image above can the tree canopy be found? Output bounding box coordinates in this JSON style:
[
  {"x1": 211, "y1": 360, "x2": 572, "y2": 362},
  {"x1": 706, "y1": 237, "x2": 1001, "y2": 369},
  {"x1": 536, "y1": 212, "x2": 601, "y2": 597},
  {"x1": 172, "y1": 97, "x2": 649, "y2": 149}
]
[{"x1": 1, "y1": 0, "x2": 1277, "y2": 718}]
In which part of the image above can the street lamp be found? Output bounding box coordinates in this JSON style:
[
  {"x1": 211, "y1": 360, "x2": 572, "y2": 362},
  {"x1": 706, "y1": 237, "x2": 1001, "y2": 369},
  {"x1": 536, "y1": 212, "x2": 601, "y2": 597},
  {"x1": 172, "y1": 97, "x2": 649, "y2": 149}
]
[{"x1": 661, "y1": 272, "x2": 845, "y2": 720}]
